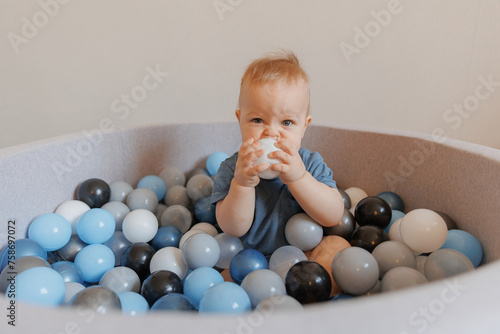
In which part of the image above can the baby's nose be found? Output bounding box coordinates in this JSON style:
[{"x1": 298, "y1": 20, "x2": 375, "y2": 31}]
[{"x1": 264, "y1": 125, "x2": 279, "y2": 137}]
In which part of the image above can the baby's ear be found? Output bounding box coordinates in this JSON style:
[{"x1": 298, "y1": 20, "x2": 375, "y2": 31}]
[
  {"x1": 305, "y1": 115, "x2": 312, "y2": 126},
  {"x1": 235, "y1": 109, "x2": 241, "y2": 121},
  {"x1": 301, "y1": 115, "x2": 312, "y2": 138}
]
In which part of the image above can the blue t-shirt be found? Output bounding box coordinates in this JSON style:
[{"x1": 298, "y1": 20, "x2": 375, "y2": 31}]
[{"x1": 211, "y1": 148, "x2": 337, "y2": 256}]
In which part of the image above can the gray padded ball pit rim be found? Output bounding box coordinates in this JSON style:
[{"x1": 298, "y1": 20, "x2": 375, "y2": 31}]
[{"x1": 1, "y1": 121, "x2": 499, "y2": 333}]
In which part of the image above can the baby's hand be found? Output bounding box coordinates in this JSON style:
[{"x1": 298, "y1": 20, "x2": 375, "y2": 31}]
[
  {"x1": 233, "y1": 138, "x2": 269, "y2": 187},
  {"x1": 268, "y1": 139, "x2": 306, "y2": 184}
]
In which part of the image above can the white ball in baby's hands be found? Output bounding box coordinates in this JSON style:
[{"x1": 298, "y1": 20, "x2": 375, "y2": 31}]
[{"x1": 254, "y1": 138, "x2": 282, "y2": 179}]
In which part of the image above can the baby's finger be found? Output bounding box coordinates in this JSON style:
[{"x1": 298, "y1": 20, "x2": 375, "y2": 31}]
[
  {"x1": 268, "y1": 150, "x2": 289, "y2": 163},
  {"x1": 247, "y1": 148, "x2": 265, "y2": 163},
  {"x1": 275, "y1": 139, "x2": 291, "y2": 153},
  {"x1": 250, "y1": 163, "x2": 269, "y2": 176}
]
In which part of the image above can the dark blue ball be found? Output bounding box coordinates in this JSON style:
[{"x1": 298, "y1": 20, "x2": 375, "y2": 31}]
[
  {"x1": 150, "y1": 226, "x2": 183, "y2": 250},
  {"x1": 229, "y1": 249, "x2": 268, "y2": 284},
  {"x1": 376, "y1": 191, "x2": 405, "y2": 212},
  {"x1": 151, "y1": 293, "x2": 195, "y2": 312},
  {"x1": 194, "y1": 196, "x2": 217, "y2": 224}
]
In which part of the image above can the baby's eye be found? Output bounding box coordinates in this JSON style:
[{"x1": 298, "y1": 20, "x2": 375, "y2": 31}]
[
  {"x1": 282, "y1": 120, "x2": 293, "y2": 126},
  {"x1": 252, "y1": 118, "x2": 263, "y2": 124}
]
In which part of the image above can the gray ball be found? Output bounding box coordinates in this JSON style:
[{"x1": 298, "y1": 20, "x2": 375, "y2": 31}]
[
  {"x1": 109, "y1": 181, "x2": 133, "y2": 203},
  {"x1": 160, "y1": 204, "x2": 192, "y2": 233},
  {"x1": 372, "y1": 240, "x2": 416, "y2": 279},
  {"x1": 255, "y1": 295, "x2": 303, "y2": 314},
  {"x1": 0, "y1": 256, "x2": 50, "y2": 292},
  {"x1": 381, "y1": 267, "x2": 428, "y2": 292},
  {"x1": 424, "y1": 249, "x2": 474, "y2": 281},
  {"x1": 99, "y1": 266, "x2": 141, "y2": 294},
  {"x1": 103, "y1": 231, "x2": 132, "y2": 266},
  {"x1": 186, "y1": 174, "x2": 213, "y2": 203},
  {"x1": 68, "y1": 286, "x2": 121, "y2": 314},
  {"x1": 165, "y1": 185, "x2": 191, "y2": 208},
  {"x1": 101, "y1": 201, "x2": 131, "y2": 231},
  {"x1": 159, "y1": 166, "x2": 186, "y2": 191},
  {"x1": 57, "y1": 235, "x2": 87, "y2": 262},
  {"x1": 331, "y1": 247, "x2": 379, "y2": 295},
  {"x1": 126, "y1": 188, "x2": 158, "y2": 212}
]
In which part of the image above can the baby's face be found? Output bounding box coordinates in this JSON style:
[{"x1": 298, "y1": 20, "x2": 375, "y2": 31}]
[{"x1": 236, "y1": 80, "x2": 311, "y2": 150}]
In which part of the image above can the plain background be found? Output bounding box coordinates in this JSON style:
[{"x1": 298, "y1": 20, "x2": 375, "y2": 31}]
[{"x1": 1, "y1": 0, "x2": 499, "y2": 150}]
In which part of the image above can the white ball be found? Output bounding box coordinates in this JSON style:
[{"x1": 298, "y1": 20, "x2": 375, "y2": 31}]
[
  {"x1": 55, "y1": 200, "x2": 91, "y2": 235},
  {"x1": 149, "y1": 247, "x2": 188, "y2": 279},
  {"x1": 344, "y1": 187, "x2": 368, "y2": 211},
  {"x1": 400, "y1": 209, "x2": 448, "y2": 253},
  {"x1": 190, "y1": 222, "x2": 218, "y2": 237},
  {"x1": 388, "y1": 218, "x2": 404, "y2": 242},
  {"x1": 122, "y1": 209, "x2": 159, "y2": 243},
  {"x1": 254, "y1": 138, "x2": 282, "y2": 180}
]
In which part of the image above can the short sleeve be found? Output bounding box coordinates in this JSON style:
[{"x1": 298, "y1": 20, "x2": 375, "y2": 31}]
[
  {"x1": 211, "y1": 153, "x2": 237, "y2": 205},
  {"x1": 300, "y1": 149, "x2": 337, "y2": 189}
]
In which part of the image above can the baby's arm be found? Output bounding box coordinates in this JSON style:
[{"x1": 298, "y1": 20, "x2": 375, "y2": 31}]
[
  {"x1": 287, "y1": 173, "x2": 344, "y2": 227},
  {"x1": 269, "y1": 140, "x2": 344, "y2": 227},
  {"x1": 216, "y1": 138, "x2": 270, "y2": 237}
]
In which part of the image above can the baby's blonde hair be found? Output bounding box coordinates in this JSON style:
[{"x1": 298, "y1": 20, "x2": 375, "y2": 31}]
[
  {"x1": 241, "y1": 49, "x2": 309, "y2": 86},
  {"x1": 239, "y1": 49, "x2": 310, "y2": 112}
]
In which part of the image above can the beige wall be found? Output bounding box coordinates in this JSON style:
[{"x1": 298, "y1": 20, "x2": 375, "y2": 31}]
[{"x1": 1, "y1": 0, "x2": 499, "y2": 149}]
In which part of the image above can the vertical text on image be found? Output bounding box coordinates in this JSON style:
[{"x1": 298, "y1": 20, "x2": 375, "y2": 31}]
[{"x1": 5, "y1": 220, "x2": 17, "y2": 327}]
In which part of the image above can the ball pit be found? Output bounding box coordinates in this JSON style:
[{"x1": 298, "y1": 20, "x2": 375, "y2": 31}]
[{"x1": 1, "y1": 122, "x2": 500, "y2": 333}]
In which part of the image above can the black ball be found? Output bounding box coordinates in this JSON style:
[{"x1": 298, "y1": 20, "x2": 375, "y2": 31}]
[
  {"x1": 141, "y1": 270, "x2": 183, "y2": 307},
  {"x1": 323, "y1": 209, "x2": 356, "y2": 241},
  {"x1": 350, "y1": 225, "x2": 389, "y2": 253},
  {"x1": 120, "y1": 242, "x2": 156, "y2": 282},
  {"x1": 338, "y1": 188, "x2": 351, "y2": 210},
  {"x1": 76, "y1": 178, "x2": 111, "y2": 208},
  {"x1": 354, "y1": 196, "x2": 392, "y2": 229},
  {"x1": 285, "y1": 260, "x2": 332, "y2": 304},
  {"x1": 435, "y1": 211, "x2": 458, "y2": 230}
]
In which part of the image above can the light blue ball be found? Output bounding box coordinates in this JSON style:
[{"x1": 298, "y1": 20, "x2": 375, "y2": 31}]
[
  {"x1": 206, "y1": 152, "x2": 229, "y2": 176},
  {"x1": 28, "y1": 213, "x2": 72, "y2": 251},
  {"x1": 77, "y1": 208, "x2": 116, "y2": 244},
  {"x1": 0, "y1": 239, "x2": 47, "y2": 272},
  {"x1": 74, "y1": 244, "x2": 115, "y2": 283},
  {"x1": 183, "y1": 267, "x2": 224, "y2": 309},
  {"x1": 441, "y1": 229, "x2": 483, "y2": 267},
  {"x1": 51, "y1": 261, "x2": 84, "y2": 284},
  {"x1": 385, "y1": 210, "x2": 405, "y2": 234},
  {"x1": 198, "y1": 282, "x2": 251, "y2": 314},
  {"x1": 137, "y1": 175, "x2": 167, "y2": 201},
  {"x1": 118, "y1": 291, "x2": 149, "y2": 316},
  {"x1": 13, "y1": 267, "x2": 65, "y2": 307}
]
